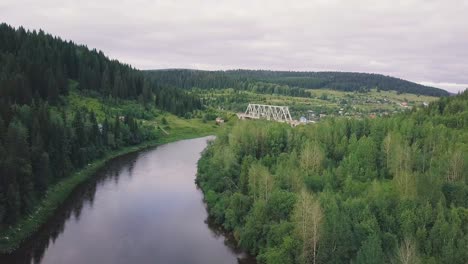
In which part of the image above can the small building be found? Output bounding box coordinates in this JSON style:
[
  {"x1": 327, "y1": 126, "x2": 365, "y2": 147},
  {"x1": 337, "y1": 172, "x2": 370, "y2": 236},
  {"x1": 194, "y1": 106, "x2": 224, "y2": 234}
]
[
  {"x1": 290, "y1": 120, "x2": 301, "y2": 127},
  {"x1": 299, "y1": 116, "x2": 307, "y2": 123},
  {"x1": 400, "y1": 102, "x2": 408, "y2": 107},
  {"x1": 215, "y1": 117, "x2": 225, "y2": 124},
  {"x1": 423, "y1": 102, "x2": 429, "y2": 107}
]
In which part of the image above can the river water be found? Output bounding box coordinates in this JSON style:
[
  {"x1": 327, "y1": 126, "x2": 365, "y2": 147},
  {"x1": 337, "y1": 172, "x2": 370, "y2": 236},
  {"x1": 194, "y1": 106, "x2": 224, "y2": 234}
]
[{"x1": 1, "y1": 136, "x2": 254, "y2": 264}]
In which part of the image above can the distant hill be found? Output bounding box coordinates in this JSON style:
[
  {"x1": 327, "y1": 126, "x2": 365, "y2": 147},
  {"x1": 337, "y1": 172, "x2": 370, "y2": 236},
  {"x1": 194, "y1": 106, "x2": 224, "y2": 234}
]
[{"x1": 145, "y1": 69, "x2": 449, "y2": 97}]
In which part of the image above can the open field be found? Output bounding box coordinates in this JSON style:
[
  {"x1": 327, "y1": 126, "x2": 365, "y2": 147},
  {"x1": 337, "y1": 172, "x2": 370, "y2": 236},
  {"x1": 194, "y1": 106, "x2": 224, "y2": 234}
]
[
  {"x1": 194, "y1": 88, "x2": 440, "y2": 119},
  {"x1": 67, "y1": 88, "x2": 227, "y2": 137}
]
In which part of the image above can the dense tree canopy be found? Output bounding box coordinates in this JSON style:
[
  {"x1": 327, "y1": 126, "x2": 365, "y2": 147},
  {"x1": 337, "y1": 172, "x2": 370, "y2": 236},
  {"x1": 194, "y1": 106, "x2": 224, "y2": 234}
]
[{"x1": 197, "y1": 91, "x2": 468, "y2": 264}]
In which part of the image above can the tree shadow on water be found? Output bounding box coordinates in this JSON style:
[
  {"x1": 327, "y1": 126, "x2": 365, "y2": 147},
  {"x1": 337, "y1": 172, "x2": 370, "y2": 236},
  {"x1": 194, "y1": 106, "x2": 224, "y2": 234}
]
[{"x1": 0, "y1": 152, "x2": 140, "y2": 264}]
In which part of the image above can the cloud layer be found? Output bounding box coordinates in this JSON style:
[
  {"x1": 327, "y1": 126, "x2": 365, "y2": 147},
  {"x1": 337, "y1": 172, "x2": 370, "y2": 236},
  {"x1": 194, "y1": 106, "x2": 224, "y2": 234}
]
[{"x1": 1, "y1": 0, "x2": 467, "y2": 92}]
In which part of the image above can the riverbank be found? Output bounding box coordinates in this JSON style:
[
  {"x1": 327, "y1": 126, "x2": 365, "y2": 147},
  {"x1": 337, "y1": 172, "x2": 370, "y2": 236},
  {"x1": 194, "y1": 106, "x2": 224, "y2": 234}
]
[{"x1": 0, "y1": 129, "x2": 216, "y2": 253}]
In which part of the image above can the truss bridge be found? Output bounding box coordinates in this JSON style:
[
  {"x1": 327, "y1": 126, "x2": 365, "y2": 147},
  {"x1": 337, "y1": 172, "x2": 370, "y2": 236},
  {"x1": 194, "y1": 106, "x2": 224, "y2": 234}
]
[{"x1": 237, "y1": 104, "x2": 300, "y2": 126}]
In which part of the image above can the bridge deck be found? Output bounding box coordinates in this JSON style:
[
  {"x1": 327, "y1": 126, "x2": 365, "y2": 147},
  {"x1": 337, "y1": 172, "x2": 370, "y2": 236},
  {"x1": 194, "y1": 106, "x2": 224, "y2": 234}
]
[{"x1": 237, "y1": 112, "x2": 301, "y2": 126}]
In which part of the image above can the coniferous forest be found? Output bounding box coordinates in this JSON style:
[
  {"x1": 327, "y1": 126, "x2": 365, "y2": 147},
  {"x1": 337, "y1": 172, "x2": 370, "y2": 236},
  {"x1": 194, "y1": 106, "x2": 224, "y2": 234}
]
[
  {"x1": 197, "y1": 92, "x2": 468, "y2": 264},
  {"x1": 0, "y1": 23, "x2": 201, "y2": 230}
]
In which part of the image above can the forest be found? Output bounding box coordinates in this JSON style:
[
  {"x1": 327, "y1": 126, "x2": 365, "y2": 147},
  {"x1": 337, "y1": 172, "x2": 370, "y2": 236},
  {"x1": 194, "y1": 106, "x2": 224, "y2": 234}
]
[
  {"x1": 197, "y1": 91, "x2": 468, "y2": 264},
  {"x1": 146, "y1": 69, "x2": 449, "y2": 97},
  {"x1": 0, "y1": 23, "x2": 201, "y2": 230}
]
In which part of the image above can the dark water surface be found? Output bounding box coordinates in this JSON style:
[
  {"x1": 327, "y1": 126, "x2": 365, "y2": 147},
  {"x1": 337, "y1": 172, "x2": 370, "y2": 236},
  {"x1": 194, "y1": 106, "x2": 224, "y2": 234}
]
[{"x1": 1, "y1": 137, "x2": 254, "y2": 264}]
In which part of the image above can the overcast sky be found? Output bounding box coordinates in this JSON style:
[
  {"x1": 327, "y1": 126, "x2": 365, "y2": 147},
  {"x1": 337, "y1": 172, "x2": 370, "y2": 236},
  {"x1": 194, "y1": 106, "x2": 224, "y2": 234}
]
[{"x1": 1, "y1": 0, "x2": 467, "y2": 93}]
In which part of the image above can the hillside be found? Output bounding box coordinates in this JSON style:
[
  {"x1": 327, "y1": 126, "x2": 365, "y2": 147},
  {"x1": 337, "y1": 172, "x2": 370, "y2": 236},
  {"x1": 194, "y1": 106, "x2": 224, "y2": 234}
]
[
  {"x1": 145, "y1": 69, "x2": 449, "y2": 97},
  {"x1": 0, "y1": 23, "x2": 201, "y2": 115}
]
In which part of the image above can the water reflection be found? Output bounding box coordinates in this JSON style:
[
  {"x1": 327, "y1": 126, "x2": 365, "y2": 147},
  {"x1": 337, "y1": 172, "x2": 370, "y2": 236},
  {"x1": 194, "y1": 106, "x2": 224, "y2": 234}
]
[{"x1": 0, "y1": 137, "x2": 255, "y2": 264}]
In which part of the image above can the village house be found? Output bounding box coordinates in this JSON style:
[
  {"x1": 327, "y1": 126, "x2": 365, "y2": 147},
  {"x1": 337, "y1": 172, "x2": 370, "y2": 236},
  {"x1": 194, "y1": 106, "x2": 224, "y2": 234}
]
[{"x1": 215, "y1": 117, "x2": 224, "y2": 124}]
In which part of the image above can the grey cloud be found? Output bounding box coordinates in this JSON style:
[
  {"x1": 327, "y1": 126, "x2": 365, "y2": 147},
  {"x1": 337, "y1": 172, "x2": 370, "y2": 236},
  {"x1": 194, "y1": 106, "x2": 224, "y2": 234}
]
[{"x1": 1, "y1": 0, "x2": 467, "y2": 92}]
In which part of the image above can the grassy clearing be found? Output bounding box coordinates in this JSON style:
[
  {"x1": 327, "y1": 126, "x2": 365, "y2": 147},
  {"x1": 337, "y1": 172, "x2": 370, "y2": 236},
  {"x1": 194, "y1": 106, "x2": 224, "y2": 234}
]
[
  {"x1": 145, "y1": 113, "x2": 220, "y2": 138},
  {"x1": 67, "y1": 89, "x2": 162, "y2": 121},
  {"x1": 308, "y1": 88, "x2": 438, "y2": 104}
]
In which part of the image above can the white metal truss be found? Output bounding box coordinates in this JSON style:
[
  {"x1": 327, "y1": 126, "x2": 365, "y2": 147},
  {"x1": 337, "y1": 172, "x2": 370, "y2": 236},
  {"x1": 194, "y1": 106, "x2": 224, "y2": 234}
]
[{"x1": 243, "y1": 104, "x2": 293, "y2": 123}]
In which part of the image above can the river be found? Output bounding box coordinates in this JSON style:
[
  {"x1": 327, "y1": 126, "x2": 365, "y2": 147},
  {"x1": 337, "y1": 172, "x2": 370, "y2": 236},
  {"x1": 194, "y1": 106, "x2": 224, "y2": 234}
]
[{"x1": 1, "y1": 136, "x2": 255, "y2": 264}]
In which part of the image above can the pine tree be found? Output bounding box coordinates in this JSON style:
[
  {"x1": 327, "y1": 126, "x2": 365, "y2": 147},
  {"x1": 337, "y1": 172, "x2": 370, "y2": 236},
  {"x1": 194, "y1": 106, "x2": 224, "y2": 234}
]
[
  {"x1": 355, "y1": 234, "x2": 385, "y2": 264},
  {"x1": 31, "y1": 117, "x2": 48, "y2": 194},
  {"x1": 0, "y1": 140, "x2": 6, "y2": 225},
  {"x1": 101, "y1": 65, "x2": 111, "y2": 94},
  {"x1": 4, "y1": 120, "x2": 33, "y2": 220}
]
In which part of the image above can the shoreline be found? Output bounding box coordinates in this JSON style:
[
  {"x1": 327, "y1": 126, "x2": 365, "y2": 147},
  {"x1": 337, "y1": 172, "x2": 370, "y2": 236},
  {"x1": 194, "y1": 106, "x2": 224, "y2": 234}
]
[{"x1": 0, "y1": 130, "x2": 215, "y2": 254}]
